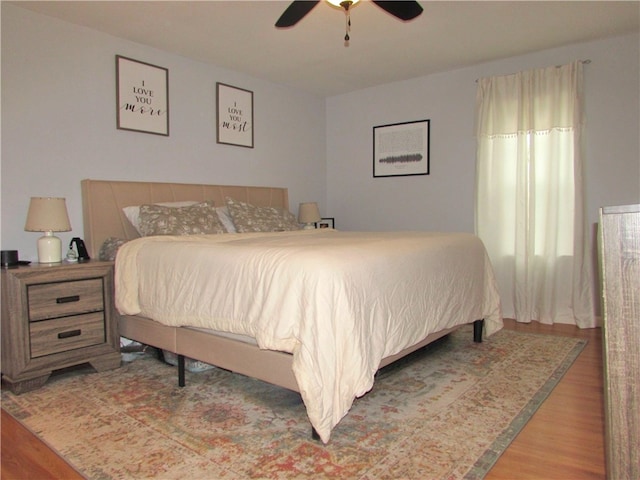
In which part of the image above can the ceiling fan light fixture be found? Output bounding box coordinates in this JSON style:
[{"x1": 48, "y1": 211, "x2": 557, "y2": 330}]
[
  {"x1": 275, "y1": 1, "x2": 422, "y2": 31},
  {"x1": 326, "y1": 0, "x2": 360, "y2": 9},
  {"x1": 325, "y1": 0, "x2": 359, "y2": 46}
]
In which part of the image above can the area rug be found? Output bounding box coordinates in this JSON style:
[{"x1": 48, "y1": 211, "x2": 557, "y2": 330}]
[{"x1": 2, "y1": 326, "x2": 585, "y2": 480}]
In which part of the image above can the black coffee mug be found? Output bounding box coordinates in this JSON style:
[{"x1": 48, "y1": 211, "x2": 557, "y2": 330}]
[{"x1": 1, "y1": 250, "x2": 19, "y2": 267}]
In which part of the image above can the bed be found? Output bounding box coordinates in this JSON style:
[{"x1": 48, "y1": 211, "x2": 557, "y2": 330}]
[{"x1": 81, "y1": 179, "x2": 503, "y2": 443}]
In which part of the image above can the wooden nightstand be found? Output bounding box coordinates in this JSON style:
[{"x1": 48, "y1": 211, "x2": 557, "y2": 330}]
[{"x1": 1, "y1": 261, "x2": 120, "y2": 394}]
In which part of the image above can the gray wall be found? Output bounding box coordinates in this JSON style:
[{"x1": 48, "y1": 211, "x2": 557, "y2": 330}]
[
  {"x1": 1, "y1": 4, "x2": 326, "y2": 261},
  {"x1": 324, "y1": 32, "x2": 639, "y2": 318},
  {"x1": 2, "y1": 3, "x2": 639, "y2": 270},
  {"x1": 326, "y1": 33, "x2": 640, "y2": 235}
]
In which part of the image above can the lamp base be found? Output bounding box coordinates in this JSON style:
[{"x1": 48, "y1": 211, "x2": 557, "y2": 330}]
[
  {"x1": 302, "y1": 223, "x2": 316, "y2": 230},
  {"x1": 37, "y1": 232, "x2": 62, "y2": 263}
]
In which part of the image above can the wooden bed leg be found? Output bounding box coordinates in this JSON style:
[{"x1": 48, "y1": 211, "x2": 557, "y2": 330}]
[
  {"x1": 178, "y1": 354, "x2": 186, "y2": 387},
  {"x1": 473, "y1": 319, "x2": 484, "y2": 343},
  {"x1": 311, "y1": 427, "x2": 320, "y2": 441}
]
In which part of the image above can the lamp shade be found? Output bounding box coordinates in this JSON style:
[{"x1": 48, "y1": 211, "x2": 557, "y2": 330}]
[
  {"x1": 25, "y1": 197, "x2": 71, "y2": 263},
  {"x1": 298, "y1": 202, "x2": 321, "y2": 227},
  {"x1": 25, "y1": 197, "x2": 71, "y2": 232}
]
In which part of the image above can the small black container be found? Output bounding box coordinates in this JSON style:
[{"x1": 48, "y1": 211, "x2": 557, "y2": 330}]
[{"x1": 1, "y1": 250, "x2": 19, "y2": 268}]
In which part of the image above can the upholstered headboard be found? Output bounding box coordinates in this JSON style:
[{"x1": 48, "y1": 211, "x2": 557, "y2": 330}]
[{"x1": 81, "y1": 179, "x2": 290, "y2": 258}]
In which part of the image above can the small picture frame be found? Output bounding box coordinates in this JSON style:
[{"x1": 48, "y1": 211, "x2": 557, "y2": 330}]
[
  {"x1": 373, "y1": 119, "x2": 430, "y2": 177},
  {"x1": 216, "y1": 82, "x2": 254, "y2": 148},
  {"x1": 116, "y1": 55, "x2": 169, "y2": 136},
  {"x1": 316, "y1": 218, "x2": 335, "y2": 229}
]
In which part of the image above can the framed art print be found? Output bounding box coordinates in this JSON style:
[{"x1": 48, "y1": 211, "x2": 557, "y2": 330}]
[
  {"x1": 373, "y1": 119, "x2": 430, "y2": 177},
  {"x1": 316, "y1": 217, "x2": 335, "y2": 229},
  {"x1": 216, "y1": 82, "x2": 254, "y2": 148},
  {"x1": 116, "y1": 55, "x2": 169, "y2": 136}
]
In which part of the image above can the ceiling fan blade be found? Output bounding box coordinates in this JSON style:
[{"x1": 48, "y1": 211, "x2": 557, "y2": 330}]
[
  {"x1": 372, "y1": 1, "x2": 423, "y2": 21},
  {"x1": 275, "y1": 1, "x2": 320, "y2": 28}
]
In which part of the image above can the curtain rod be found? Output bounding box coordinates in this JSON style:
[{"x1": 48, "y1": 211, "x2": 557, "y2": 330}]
[{"x1": 475, "y1": 59, "x2": 591, "y2": 83}]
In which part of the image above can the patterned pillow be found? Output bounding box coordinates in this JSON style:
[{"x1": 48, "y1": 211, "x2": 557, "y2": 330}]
[
  {"x1": 138, "y1": 200, "x2": 226, "y2": 236},
  {"x1": 123, "y1": 201, "x2": 198, "y2": 234},
  {"x1": 98, "y1": 237, "x2": 128, "y2": 261},
  {"x1": 225, "y1": 197, "x2": 300, "y2": 233}
]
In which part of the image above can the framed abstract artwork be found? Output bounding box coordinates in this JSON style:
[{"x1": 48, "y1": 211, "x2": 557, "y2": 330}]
[{"x1": 373, "y1": 119, "x2": 430, "y2": 177}]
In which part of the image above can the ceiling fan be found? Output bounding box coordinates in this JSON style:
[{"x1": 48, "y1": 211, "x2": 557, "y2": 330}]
[{"x1": 275, "y1": 1, "x2": 423, "y2": 44}]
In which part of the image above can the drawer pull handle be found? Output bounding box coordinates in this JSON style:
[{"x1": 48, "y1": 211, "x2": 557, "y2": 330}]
[
  {"x1": 58, "y1": 329, "x2": 81, "y2": 339},
  {"x1": 56, "y1": 295, "x2": 80, "y2": 304}
]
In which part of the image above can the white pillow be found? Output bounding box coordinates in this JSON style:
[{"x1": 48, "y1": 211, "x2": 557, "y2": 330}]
[
  {"x1": 216, "y1": 206, "x2": 237, "y2": 233},
  {"x1": 123, "y1": 201, "x2": 198, "y2": 234}
]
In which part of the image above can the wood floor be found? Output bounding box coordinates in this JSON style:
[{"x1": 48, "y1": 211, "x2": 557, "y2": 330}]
[
  {"x1": 486, "y1": 320, "x2": 605, "y2": 480},
  {"x1": 1, "y1": 319, "x2": 605, "y2": 479}
]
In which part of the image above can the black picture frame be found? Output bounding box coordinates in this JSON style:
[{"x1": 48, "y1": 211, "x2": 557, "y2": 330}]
[
  {"x1": 316, "y1": 217, "x2": 335, "y2": 229},
  {"x1": 216, "y1": 82, "x2": 254, "y2": 148},
  {"x1": 373, "y1": 119, "x2": 430, "y2": 177},
  {"x1": 116, "y1": 55, "x2": 169, "y2": 136}
]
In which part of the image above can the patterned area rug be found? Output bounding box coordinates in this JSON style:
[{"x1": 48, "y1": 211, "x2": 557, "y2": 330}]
[{"x1": 2, "y1": 326, "x2": 585, "y2": 479}]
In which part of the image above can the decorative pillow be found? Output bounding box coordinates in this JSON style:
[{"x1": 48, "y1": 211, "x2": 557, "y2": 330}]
[
  {"x1": 138, "y1": 200, "x2": 226, "y2": 236},
  {"x1": 225, "y1": 197, "x2": 300, "y2": 233},
  {"x1": 98, "y1": 237, "x2": 128, "y2": 261},
  {"x1": 216, "y1": 206, "x2": 237, "y2": 233},
  {"x1": 123, "y1": 201, "x2": 198, "y2": 234}
]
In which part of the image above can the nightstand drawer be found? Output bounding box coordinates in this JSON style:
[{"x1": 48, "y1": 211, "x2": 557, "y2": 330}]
[
  {"x1": 29, "y1": 312, "x2": 106, "y2": 358},
  {"x1": 28, "y1": 278, "x2": 104, "y2": 321}
]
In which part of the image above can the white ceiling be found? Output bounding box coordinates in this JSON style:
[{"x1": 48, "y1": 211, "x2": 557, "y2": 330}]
[{"x1": 11, "y1": 1, "x2": 640, "y2": 97}]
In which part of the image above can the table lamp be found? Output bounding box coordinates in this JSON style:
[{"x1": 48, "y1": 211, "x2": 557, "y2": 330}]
[
  {"x1": 298, "y1": 202, "x2": 321, "y2": 230},
  {"x1": 24, "y1": 197, "x2": 72, "y2": 263}
]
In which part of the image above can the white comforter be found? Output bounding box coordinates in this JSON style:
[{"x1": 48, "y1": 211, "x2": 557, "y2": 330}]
[{"x1": 116, "y1": 229, "x2": 502, "y2": 442}]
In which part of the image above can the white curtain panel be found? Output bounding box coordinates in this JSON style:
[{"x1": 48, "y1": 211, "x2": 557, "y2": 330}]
[{"x1": 475, "y1": 61, "x2": 596, "y2": 328}]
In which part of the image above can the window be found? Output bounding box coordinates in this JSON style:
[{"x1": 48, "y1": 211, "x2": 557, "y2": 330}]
[{"x1": 475, "y1": 61, "x2": 595, "y2": 327}]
